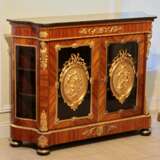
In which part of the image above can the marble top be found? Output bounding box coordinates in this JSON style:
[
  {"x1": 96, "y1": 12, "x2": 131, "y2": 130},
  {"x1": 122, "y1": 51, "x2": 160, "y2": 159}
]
[{"x1": 8, "y1": 12, "x2": 156, "y2": 26}]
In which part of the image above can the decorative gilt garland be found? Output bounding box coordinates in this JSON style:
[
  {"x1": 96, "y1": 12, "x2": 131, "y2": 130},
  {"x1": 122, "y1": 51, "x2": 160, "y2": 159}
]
[
  {"x1": 40, "y1": 110, "x2": 48, "y2": 132},
  {"x1": 109, "y1": 49, "x2": 135, "y2": 104},
  {"x1": 40, "y1": 41, "x2": 48, "y2": 70},
  {"x1": 38, "y1": 135, "x2": 48, "y2": 148},
  {"x1": 59, "y1": 53, "x2": 89, "y2": 111}
]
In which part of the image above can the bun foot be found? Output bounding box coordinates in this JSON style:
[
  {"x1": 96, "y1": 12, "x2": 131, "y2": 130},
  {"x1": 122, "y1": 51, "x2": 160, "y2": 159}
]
[
  {"x1": 37, "y1": 148, "x2": 50, "y2": 155},
  {"x1": 140, "y1": 128, "x2": 151, "y2": 136},
  {"x1": 10, "y1": 139, "x2": 22, "y2": 147}
]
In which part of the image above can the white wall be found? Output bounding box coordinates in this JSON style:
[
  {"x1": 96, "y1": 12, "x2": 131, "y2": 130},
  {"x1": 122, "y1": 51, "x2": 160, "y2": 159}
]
[
  {"x1": 121, "y1": 0, "x2": 160, "y2": 112},
  {"x1": 0, "y1": 0, "x2": 11, "y2": 112},
  {"x1": 7, "y1": 0, "x2": 115, "y2": 17},
  {"x1": 121, "y1": 0, "x2": 160, "y2": 55},
  {"x1": 0, "y1": 0, "x2": 10, "y2": 137}
]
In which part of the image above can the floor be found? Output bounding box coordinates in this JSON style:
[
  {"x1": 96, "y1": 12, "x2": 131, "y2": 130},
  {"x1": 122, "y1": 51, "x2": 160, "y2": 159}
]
[{"x1": 0, "y1": 113, "x2": 160, "y2": 160}]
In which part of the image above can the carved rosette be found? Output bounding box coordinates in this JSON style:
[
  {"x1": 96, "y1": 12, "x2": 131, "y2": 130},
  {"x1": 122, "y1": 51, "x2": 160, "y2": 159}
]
[
  {"x1": 109, "y1": 49, "x2": 135, "y2": 104},
  {"x1": 59, "y1": 53, "x2": 89, "y2": 111},
  {"x1": 38, "y1": 135, "x2": 48, "y2": 148},
  {"x1": 40, "y1": 41, "x2": 48, "y2": 70},
  {"x1": 40, "y1": 110, "x2": 48, "y2": 132}
]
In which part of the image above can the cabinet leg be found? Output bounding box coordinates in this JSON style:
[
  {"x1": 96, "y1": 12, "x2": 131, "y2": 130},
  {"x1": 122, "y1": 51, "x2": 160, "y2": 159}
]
[
  {"x1": 140, "y1": 128, "x2": 151, "y2": 136},
  {"x1": 37, "y1": 148, "x2": 50, "y2": 155},
  {"x1": 10, "y1": 139, "x2": 22, "y2": 147}
]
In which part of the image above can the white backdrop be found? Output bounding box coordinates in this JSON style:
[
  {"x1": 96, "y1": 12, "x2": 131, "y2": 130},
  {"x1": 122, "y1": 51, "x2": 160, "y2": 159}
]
[{"x1": 121, "y1": 0, "x2": 160, "y2": 55}]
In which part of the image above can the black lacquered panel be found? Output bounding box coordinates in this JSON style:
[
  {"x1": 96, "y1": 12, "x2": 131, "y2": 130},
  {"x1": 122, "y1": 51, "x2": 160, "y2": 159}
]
[
  {"x1": 106, "y1": 42, "x2": 138, "y2": 112},
  {"x1": 16, "y1": 94, "x2": 36, "y2": 119},
  {"x1": 16, "y1": 46, "x2": 36, "y2": 119},
  {"x1": 16, "y1": 46, "x2": 35, "y2": 69},
  {"x1": 17, "y1": 70, "x2": 35, "y2": 94},
  {"x1": 58, "y1": 46, "x2": 91, "y2": 120}
]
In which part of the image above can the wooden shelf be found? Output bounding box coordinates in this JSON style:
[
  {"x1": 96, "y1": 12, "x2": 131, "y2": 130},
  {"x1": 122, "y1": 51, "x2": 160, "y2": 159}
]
[
  {"x1": 18, "y1": 92, "x2": 36, "y2": 97},
  {"x1": 17, "y1": 67, "x2": 35, "y2": 72}
]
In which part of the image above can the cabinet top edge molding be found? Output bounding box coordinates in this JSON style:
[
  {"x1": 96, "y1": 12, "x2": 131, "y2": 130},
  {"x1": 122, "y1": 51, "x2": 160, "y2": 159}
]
[{"x1": 7, "y1": 12, "x2": 156, "y2": 27}]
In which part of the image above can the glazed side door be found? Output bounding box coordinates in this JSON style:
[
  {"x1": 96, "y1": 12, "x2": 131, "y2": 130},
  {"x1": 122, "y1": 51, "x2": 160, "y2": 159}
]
[
  {"x1": 11, "y1": 38, "x2": 39, "y2": 129},
  {"x1": 48, "y1": 38, "x2": 99, "y2": 129},
  {"x1": 98, "y1": 34, "x2": 146, "y2": 122}
]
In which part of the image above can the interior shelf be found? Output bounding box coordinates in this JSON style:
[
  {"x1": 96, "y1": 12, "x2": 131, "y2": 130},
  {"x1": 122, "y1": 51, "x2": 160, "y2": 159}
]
[
  {"x1": 18, "y1": 92, "x2": 36, "y2": 97},
  {"x1": 17, "y1": 67, "x2": 35, "y2": 72}
]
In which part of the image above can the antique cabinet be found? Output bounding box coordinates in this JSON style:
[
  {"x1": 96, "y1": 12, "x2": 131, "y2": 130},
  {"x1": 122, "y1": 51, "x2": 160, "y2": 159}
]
[{"x1": 8, "y1": 12, "x2": 156, "y2": 155}]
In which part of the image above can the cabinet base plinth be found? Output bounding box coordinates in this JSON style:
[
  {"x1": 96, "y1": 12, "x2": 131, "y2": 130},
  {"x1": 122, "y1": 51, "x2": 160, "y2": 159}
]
[{"x1": 10, "y1": 114, "x2": 151, "y2": 154}]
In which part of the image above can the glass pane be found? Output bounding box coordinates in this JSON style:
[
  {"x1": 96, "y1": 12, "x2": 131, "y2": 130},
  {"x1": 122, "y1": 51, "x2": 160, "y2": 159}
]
[
  {"x1": 16, "y1": 46, "x2": 36, "y2": 119},
  {"x1": 16, "y1": 94, "x2": 36, "y2": 119}
]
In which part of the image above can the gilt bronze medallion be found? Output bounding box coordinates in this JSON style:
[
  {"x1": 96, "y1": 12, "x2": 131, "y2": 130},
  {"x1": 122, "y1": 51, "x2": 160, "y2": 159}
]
[
  {"x1": 60, "y1": 53, "x2": 89, "y2": 111},
  {"x1": 109, "y1": 49, "x2": 135, "y2": 104}
]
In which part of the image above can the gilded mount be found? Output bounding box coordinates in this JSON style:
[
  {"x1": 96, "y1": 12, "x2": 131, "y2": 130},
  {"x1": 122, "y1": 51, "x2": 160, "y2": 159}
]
[
  {"x1": 109, "y1": 49, "x2": 135, "y2": 104},
  {"x1": 59, "y1": 53, "x2": 89, "y2": 111}
]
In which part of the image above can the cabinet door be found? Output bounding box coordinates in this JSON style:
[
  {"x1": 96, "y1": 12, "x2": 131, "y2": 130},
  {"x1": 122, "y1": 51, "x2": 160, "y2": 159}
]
[
  {"x1": 12, "y1": 40, "x2": 38, "y2": 128},
  {"x1": 15, "y1": 45, "x2": 36, "y2": 119},
  {"x1": 99, "y1": 35, "x2": 145, "y2": 121},
  {"x1": 48, "y1": 39, "x2": 99, "y2": 129}
]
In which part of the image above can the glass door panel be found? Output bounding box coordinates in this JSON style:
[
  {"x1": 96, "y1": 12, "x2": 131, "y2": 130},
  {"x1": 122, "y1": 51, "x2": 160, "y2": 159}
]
[{"x1": 16, "y1": 46, "x2": 36, "y2": 119}]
